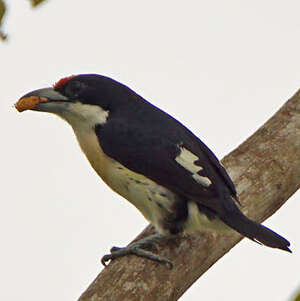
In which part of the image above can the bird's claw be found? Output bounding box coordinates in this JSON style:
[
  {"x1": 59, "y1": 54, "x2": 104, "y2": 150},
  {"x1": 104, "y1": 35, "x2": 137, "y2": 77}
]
[
  {"x1": 101, "y1": 254, "x2": 113, "y2": 266},
  {"x1": 101, "y1": 245, "x2": 173, "y2": 269},
  {"x1": 110, "y1": 246, "x2": 122, "y2": 253}
]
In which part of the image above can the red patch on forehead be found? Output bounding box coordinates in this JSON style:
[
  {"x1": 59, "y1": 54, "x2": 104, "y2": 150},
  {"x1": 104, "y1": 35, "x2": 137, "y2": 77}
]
[{"x1": 53, "y1": 75, "x2": 75, "y2": 90}]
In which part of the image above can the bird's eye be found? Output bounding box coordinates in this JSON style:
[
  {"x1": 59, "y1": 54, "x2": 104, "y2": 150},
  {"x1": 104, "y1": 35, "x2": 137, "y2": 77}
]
[{"x1": 65, "y1": 81, "x2": 86, "y2": 97}]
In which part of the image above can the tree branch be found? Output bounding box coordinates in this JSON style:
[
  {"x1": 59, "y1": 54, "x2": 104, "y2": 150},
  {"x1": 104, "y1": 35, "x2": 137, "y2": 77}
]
[{"x1": 78, "y1": 90, "x2": 300, "y2": 301}]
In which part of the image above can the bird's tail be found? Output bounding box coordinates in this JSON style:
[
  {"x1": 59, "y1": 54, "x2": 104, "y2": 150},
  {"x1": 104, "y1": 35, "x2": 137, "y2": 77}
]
[{"x1": 219, "y1": 198, "x2": 291, "y2": 252}]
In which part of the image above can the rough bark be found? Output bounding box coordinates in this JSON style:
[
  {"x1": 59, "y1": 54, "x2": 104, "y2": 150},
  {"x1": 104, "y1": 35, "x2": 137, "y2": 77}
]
[{"x1": 78, "y1": 90, "x2": 300, "y2": 301}]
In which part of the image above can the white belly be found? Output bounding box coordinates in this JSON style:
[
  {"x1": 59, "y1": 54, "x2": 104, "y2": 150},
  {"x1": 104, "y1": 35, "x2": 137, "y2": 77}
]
[
  {"x1": 72, "y1": 126, "x2": 177, "y2": 234},
  {"x1": 184, "y1": 202, "x2": 228, "y2": 233},
  {"x1": 57, "y1": 102, "x2": 180, "y2": 233}
]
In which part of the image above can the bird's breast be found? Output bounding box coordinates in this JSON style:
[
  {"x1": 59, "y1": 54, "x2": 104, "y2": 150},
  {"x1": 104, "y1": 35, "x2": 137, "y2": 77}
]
[{"x1": 72, "y1": 125, "x2": 179, "y2": 234}]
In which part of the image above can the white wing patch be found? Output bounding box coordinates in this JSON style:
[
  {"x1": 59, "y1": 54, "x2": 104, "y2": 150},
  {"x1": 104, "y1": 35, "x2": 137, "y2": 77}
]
[
  {"x1": 175, "y1": 146, "x2": 203, "y2": 173},
  {"x1": 175, "y1": 145, "x2": 212, "y2": 187},
  {"x1": 192, "y1": 174, "x2": 212, "y2": 187}
]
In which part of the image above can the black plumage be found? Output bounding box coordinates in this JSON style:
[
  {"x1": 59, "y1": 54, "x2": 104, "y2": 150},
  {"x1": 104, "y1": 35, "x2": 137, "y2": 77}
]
[{"x1": 18, "y1": 74, "x2": 291, "y2": 266}]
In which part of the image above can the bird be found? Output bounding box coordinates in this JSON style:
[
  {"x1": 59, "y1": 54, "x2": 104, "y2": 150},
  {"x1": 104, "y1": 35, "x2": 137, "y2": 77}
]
[{"x1": 15, "y1": 73, "x2": 291, "y2": 267}]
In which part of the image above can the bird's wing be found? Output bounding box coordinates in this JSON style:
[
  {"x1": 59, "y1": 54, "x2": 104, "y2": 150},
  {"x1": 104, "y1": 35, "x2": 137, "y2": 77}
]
[{"x1": 96, "y1": 117, "x2": 236, "y2": 211}]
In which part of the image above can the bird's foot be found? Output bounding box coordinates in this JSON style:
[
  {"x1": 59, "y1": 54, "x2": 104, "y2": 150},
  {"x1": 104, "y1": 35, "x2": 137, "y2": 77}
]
[{"x1": 101, "y1": 234, "x2": 173, "y2": 269}]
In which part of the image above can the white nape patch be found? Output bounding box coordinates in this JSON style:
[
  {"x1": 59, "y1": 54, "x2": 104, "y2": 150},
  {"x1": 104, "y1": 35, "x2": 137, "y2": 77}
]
[
  {"x1": 175, "y1": 146, "x2": 203, "y2": 173},
  {"x1": 192, "y1": 174, "x2": 212, "y2": 187},
  {"x1": 58, "y1": 102, "x2": 109, "y2": 129}
]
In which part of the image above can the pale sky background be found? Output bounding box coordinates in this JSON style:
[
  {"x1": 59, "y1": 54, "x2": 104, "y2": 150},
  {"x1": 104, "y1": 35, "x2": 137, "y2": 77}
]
[{"x1": 1, "y1": 1, "x2": 300, "y2": 300}]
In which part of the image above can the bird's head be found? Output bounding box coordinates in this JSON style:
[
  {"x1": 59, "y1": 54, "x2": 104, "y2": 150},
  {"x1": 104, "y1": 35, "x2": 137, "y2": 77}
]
[{"x1": 15, "y1": 74, "x2": 134, "y2": 126}]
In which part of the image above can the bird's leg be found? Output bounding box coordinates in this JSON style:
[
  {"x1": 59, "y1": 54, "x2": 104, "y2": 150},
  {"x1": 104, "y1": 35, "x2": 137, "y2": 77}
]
[{"x1": 101, "y1": 234, "x2": 173, "y2": 268}]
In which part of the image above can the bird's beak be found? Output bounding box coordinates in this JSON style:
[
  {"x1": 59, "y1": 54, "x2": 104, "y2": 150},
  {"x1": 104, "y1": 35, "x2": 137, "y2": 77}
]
[{"x1": 15, "y1": 87, "x2": 70, "y2": 113}]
